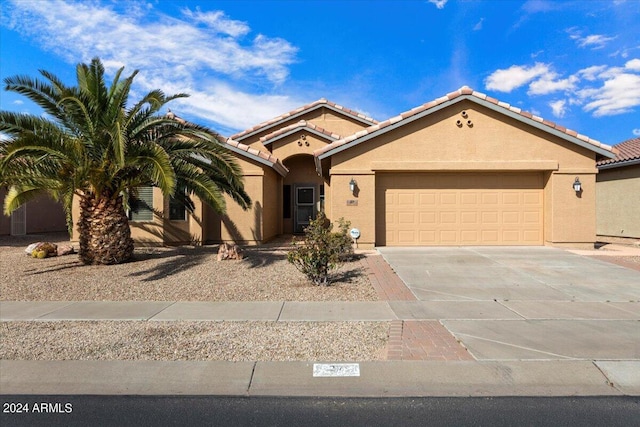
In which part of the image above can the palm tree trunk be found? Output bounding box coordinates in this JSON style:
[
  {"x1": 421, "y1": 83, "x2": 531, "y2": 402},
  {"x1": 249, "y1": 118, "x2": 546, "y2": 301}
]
[{"x1": 77, "y1": 192, "x2": 134, "y2": 265}]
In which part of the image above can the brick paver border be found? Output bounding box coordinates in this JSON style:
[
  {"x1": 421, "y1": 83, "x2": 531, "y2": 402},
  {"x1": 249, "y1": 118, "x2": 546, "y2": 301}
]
[{"x1": 360, "y1": 255, "x2": 416, "y2": 301}]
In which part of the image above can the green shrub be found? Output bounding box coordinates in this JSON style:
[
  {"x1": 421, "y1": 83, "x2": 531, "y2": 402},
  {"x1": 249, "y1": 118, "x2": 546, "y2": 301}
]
[{"x1": 287, "y1": 212, "x2": 353, "y2": 286}]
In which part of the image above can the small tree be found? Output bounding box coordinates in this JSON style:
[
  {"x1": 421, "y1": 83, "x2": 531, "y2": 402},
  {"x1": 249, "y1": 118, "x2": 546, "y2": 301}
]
[{"x1": 287, "y1": 212, "x2": 353, "y2": 286}]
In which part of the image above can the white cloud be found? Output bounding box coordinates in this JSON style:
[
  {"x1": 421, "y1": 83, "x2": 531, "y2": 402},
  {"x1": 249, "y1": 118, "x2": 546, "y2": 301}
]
[
  {"x1": 626, "y1": 58, "x2": 640, "y2": 71},
  {"x1": 578, "y1": 65, "x2": 608, "y2": 81},
  {"x1": 428, "y1": 0, "x2": 448, "y2": 9},
  {"x1": 521, "y1": 0, "x2": 559, "y2": 14},
  {"x1": 549, "y1": 99, "x2": 567, "y2": 118},
  {"x1": 486, "y1": 58, "x2": 640, "y2": 118},
  {"x1": 473, "y1": 18, "x2": 484, "y2": 31},
  {"x1": 528, "y1": 73, "x2": 578, "y2": 95},
  {"x1": 2, "y1": 0, "x2": 301, "y2": 131},
  {"x1": 567, "y1": 28, "x2": 616, "y2": 49},
  {"x1": 181, "y1": 8, "x2": 250, "y2": 37},
  {"x1": 12, "y1": 100, "x2": 24, "y2": 105},
  {"x1": 485, "y1": 63, "x2": 550, "y2": 92},
  {"x1": 633, "y1": 128, "x2": 640, "y2": 136},
  {"x1": 579, "y1": 72, "x2": 640, "y2": 116}
]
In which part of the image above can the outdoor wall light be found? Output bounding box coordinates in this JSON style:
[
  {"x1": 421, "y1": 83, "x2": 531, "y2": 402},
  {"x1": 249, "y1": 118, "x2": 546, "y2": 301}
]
[
  {"x1": 573, "y1": 177, "x2": 582, "y2": 192},
  {"x1": 349, "y1": 178, "x2": 357, "y2": 193}
]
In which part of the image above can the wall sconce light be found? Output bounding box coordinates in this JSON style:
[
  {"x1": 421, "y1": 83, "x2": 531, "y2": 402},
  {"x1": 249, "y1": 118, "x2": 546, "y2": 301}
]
[
  {"x1": 349, "y1": 178, "x2": 357, "y2": 193},
  {"x1": 573, "y1": 177, "x2": 582, "y2": 192}
]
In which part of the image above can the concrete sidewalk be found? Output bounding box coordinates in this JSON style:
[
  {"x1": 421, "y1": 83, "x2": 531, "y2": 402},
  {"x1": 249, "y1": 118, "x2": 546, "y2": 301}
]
[{"x1": 2, "y1": 247, "x2": 639, "y2": 397}]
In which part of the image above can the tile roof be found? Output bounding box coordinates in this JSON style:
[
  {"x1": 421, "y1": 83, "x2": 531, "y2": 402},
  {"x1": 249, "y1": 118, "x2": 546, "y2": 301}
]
[
  {"x1": 225, "y1": 138, "x2": 289, "y2": 176},
  {"x1": 165, "y1": 110, "x2": 288, "y2": 176},
  {"x1": 231, "y1": 99, "x2": 377, "y2": 141},
  {"x1": 597, "y1": 137, "x2": 640, "y2": 168},
  {"x1": 259, "y1": 120, "x2": 342, "y2": 145},
  {"x1": 314, "y1": 86, "x2": 615, "y2": 159}
]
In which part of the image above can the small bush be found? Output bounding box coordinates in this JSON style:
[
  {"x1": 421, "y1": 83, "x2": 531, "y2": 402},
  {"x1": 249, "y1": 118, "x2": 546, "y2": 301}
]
[{"x1": 287, "y1": 212, "x2": 353, "y2": 286}]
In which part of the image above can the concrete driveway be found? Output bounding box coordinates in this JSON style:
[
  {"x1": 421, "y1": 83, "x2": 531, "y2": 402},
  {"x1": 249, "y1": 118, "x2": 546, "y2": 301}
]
[{"x1": 378, "y1": 247, "x2": 640, "y2": 361}]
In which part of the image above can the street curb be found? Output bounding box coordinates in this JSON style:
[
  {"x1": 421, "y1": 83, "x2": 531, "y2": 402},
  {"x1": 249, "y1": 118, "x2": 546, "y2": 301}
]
[{"x1": 2, "y1": 360, "x2": 636, "y2": 397}]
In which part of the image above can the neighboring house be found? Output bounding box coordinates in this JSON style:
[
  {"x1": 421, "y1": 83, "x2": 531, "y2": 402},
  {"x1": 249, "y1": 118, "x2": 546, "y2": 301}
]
[
  {"x1": 77, "y1": 86, "x2": 616, "y2": 248},
  {"x1": 0, "y1": 187, "x2": 67, "y2": 236},
  {"x1": 596, "y1": 137, "x2": 640, "y2": 239}
]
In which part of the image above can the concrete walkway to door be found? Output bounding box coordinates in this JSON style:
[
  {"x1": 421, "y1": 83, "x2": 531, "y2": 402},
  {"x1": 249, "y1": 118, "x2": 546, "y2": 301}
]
[{"x1": 377, "y1": 246, "x2": 640, "y2": 362}]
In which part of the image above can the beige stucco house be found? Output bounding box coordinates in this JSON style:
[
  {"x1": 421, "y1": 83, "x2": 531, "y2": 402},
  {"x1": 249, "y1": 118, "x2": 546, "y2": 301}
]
[
  {"x1": 88, "y1": 86, "x2": 616, "y2": 249},
  {"x1": 596, "y1": 137, "x2": 640, "y2": 239}
]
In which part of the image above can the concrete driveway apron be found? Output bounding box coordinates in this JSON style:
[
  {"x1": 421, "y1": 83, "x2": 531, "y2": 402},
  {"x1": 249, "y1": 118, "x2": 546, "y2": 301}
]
[{"x1": 378, "y1": 247, "x2": 640, "y2": 361}]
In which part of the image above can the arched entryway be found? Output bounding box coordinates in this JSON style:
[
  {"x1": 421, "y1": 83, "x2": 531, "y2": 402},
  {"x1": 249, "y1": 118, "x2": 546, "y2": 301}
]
[{"x1": 282, "y1": 154, "x2": 325, "y2": 234}]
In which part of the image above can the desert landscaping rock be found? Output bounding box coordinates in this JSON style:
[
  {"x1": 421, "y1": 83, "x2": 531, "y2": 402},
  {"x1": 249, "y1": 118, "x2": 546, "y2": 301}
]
[
  {"x1": 1, "y1": 235, "x2": 377, "y2": 302},
  {"x1": 0, "y1": 321, "x2": 389, "y2": 362}
]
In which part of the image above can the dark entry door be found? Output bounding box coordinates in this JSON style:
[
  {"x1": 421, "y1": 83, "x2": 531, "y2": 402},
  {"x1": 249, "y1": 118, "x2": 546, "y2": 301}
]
[{"x1": 294, "y1": 186, "x2": 315, "y2": 233}]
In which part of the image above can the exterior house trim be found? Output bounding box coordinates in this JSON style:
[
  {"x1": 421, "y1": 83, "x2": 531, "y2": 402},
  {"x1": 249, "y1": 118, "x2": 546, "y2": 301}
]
[
  {"x1": 260, "y1": 120, "x2": 341, "y2": 146},
  {"x1": 598, "y1": 158, "x2": 640, "y2": 170},
  {"x1": 231, "y1": 100, "x2": 377, "y2": 142},
  {"x1": 224, "y1": 139, "x2": 288, "y2": 176}
]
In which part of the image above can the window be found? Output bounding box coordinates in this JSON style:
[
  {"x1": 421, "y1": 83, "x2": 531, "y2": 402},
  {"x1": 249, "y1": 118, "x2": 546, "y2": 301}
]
[
  {"x1": 128, "y1": 187, "x2": 154, "y2": 221},
  {"x1": 169, "y1": 190, "x2": 187, "y2": 221}
]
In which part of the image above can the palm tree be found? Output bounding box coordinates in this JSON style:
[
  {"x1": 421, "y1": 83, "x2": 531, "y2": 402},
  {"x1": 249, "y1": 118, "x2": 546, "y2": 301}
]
[{"x1": 0, "y1": 57, "x2": 250, "y2": 265}]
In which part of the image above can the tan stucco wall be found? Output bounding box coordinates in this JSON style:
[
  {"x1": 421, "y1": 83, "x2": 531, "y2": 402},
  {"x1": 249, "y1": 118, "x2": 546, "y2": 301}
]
[
  {"x1": 596, "y1": 165, "x2": 640, "y2": 238},
  {"x1": 261, "y1": 169, "x2": 282, "y2": 242},
  {"x1": 326, "y1": 101, "x2": 599, "y2": 247},
  {"x1": 203, "y1": 155, "x2": 273, "y2": 245},
  {"x1": 71, "y1": 187, "x2": 205, "y2": 246},
  {"x1": 270, "y1": 132, "x2": 330, "y2": 160}
]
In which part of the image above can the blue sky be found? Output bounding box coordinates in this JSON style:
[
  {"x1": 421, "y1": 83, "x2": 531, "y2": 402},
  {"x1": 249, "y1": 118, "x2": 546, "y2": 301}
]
[{"x1": 1, "y1": 0, "x2": 639, "y2": 145}]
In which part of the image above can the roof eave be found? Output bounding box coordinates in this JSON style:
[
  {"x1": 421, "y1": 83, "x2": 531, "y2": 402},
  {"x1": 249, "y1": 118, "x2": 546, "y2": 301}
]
[
  {"x1": 262, "y1": 126, "x2": 337, "y2": 146},
  {"x1": 597, "y1": 158, "x2": 640, "y2": 170},
  {"x1": 224, "y1": 144, "x2": 288, "y2": 177}
]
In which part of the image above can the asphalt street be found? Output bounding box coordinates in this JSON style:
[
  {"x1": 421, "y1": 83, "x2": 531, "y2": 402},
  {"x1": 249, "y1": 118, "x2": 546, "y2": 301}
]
[{"x1": 1, "y1": 395, "x2": 639, "y2": 427}]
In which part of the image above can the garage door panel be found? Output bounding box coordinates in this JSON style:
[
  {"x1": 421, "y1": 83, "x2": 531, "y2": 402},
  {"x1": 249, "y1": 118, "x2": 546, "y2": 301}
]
[
  {"x1": 379, "y1": 173, "x2": 543, "y2": 246},
  {"x1": 420, "y1": 212, "x2": 437, "y2": 224},
  {"x1": 461, "y1": 212, "x2": 478, "y2": 224}
]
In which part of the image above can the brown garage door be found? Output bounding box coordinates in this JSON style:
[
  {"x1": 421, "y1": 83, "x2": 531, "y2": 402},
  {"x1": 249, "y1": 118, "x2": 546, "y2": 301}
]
[{"x1": 376, "y1": 173, "x2": 543, "y2": 246}]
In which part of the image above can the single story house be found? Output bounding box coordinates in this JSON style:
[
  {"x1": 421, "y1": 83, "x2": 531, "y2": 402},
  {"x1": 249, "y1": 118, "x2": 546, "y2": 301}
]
[
  {"x1": 596, "y1": 137, "x2": 640, "y2": 239},
  {"x1": 80, "y1": 86, "x2": 616, "y2": 249}
]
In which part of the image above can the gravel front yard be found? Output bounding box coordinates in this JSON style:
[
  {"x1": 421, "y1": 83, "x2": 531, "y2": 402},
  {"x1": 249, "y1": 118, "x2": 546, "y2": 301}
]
[
  {"x1": 1, "y1": 321, "x2": 389, "y2": 362},
  {"x1": 0, "y1": 234, "x2": 378, "y2": 302},
  {"x1": 1, "y1": 233, "x2": 387, "y2": 362}
]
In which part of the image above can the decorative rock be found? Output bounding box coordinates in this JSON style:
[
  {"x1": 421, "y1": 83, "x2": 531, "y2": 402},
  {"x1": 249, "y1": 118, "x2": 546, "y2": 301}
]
[
  {"x1": 27, "y1": 242, "x2": 58, "y2": 258},
  {"x1": 25, "y1": 242, "x2": 43, "y2": 255},
  {"x1": 57, "y1": 245, "x2": 75, "y2": 256},
  {"x1": 216, "y1": 243, "x2": 244, "y2": 261}
]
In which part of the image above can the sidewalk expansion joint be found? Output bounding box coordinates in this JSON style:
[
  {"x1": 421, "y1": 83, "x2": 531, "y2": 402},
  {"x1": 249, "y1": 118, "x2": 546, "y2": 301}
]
[
  {"x1": 246, "y1": 361, "x2": 257, "y2": 396},
  {"x1": 34, "y1": 301, "x2": 78, "y2": 320},
  {"x1": 495, "y1": 300, "x2": 528, "y2": 320},
  {"x1": 275, "y1": 301, "x2": 286, "y2": 321},
  {"x1": 592, "y1": 361, "x2": 619, "y2": 391},
  {"x1": 147, "y1": 301, "x2": 177, "y2": 320}
]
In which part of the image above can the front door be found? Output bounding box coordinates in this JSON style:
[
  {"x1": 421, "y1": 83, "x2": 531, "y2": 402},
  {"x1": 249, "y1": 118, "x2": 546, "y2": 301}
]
[{"x1": 294, "y1": 186, "x2": 315, "y2": 233}]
